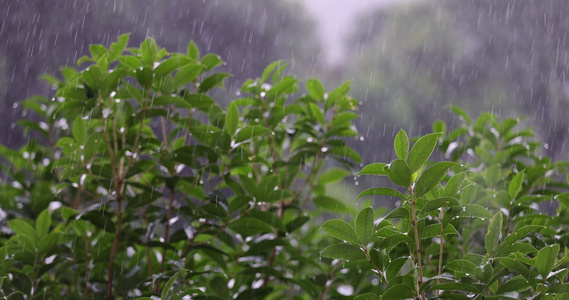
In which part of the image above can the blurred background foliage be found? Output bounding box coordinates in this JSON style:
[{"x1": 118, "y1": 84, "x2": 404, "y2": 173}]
[{"x1": 1, "y1": 0, "x2": 568, "y2": 173}]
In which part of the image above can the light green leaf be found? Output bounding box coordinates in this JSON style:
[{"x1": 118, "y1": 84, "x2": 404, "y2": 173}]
[
  {"x1": 313, "y1": 195, "x2": 350, "y2": 214},
  {"x1": 535, "y1": 244, "x2": 560, "y2": 278},
  {"x1": 321, "y1": 220, "x2": 359, "y2": 244},
  {"x1": 235, "y1": 126, "x2": 270, "y2": 143},
  {"x1": 8, "y1": 220, "x2": 37, "y2": 240},
  {"x1": 357, "y1": 187, "x2": 406, "y2": 201},
  {"x1": 307, "y1": 79, "x2": 325, "y2": 101},
  {"x1": 459, "y1": 204, "x2": 493, "y2": 219},
  {"x1": 161, "y1": 269, "x2": 189, "y2": 299},
  {"x1": 152, "y1": 95, "x2": 191, "y2": 109},
  {"x1": 394, "y1": 129, "x2": 409, "y2": 161},
  {"x1": 509, "y1": 171, "x2": 525, "y2": 199},
  {"x1": 229, "y1": 217, "x2": 274, "y2": 237},
  {"x1": 321, "y1": 244, "x2": 366, "y2": 260},
  {"x1": 35, "y1": 209, "x2": 51, "y2": 238},
  {"x1": 318, "y1": 168, "x2": 350, "y2": 185},
  {"x1": 199, "y1": 73, "x2": 231, "y2": 92},
  {"x1": 308, "y1": 102, "x2": 324, "y2": 124},
  {"x1": 187, "y1": 41, "x2": 200, "y2": 61},
  {"x1": 387, "y1": 159, "x2": 412, "y2": 188},
  {"x1": 200, "y1": 53, "x2": 223, "y2": 71},
  {"x1": 140, "y1": 38, "x2": 158, "y2": 67},
  {"x1": 108, "y1": 33, "x2": 130, "y2": 62},
  {"x1": 355, "y1": 207, "x2": 374, "y2": 245},
  {"x1": 357, "y1": 163, "x2": 388, "y2": 176},
  {"x1": 414, "y1": 162, "x2": 455, "y2": 197},
  {"x1": 485, "y1": 212, "x2": 503, "y2": 256},
  {"x1": 72, "y1": 115, "x2": 87, "y2": 145},
  {"x1": 444, "y1": 172, "x2": 467, "y2": 197},
  {"x1": 408, "y1": 133, "x2": 441, "y2": 174},
  {"x1": 172, "y1": 64, "x2": 204, "y2": 89},
  {"x1": 225, "y1": 102, "x2": 239, "y2": 136}
]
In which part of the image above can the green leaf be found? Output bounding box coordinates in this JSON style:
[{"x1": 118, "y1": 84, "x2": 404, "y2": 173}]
[
  {"x1": 161, "y1": 269, "x2": 189, "y2": 299},
  {"x1": 108, "y1": 33, "x2": 130, "y2": 62},
  {"x1": 509, "y1": 171, "x2": 525, "y2": 199},
  {"x1": 386, "y1": 257, "x2": 408, "y2": 281},
  {"x1": 308, "y1": 102, "x2": 324, "y2": 124},
  {"x1": 385, "y1": 207, "x2": 410, "y2": 220},
  {"x1": 382, "y1": 284, "x2": 414, "y2": 299},
  {"x1": 496, "y1": 276, "x2": 530, "y2": 295},
  {"x1": 357, "y1": 187, "x2": 406, "y2": 201},
  {"x1": 495, "y1": 242, "x2": 537, "y2": 257},
  {"x1": 422, "y1": 223, "x2": 459, "y2": 239},
  {"x1": 235, "y1": 126, "x2": 270, "y2": 143},
  {"x1": 408, "y1": 133, "x2": 441, "y2": 174},
  {"x1": 35, "y1": 209, "x2": 51, "y2": 238},
  {"x1": 549, "y1": 283, "x2": 569, "y2": 294},
  {"x1": 444, "y1": 172, "x2": 467, "y2": 197},
  {"x1": 485, "y1": 212, "x2": 503, "y2": 256},
  {"x1": 387, "y1": 159, "x2": 412, "y2": 188},
  {"x1": 225, "y1": 102, "x2": 239, "y2": 136},
  {"x1": 200, "y1": 53, "x2": 223, "y2": 71},
  {"x1": 394, "y1": 129, "x2": 409, "y2": 161},
  {"x1": 354, "y1": 293, "x2": 381, "y2": 300},
  {"x1": 318, "y1": 168, "x2": 350, "y2": 185},
  {"x1": 152, "y1": 95, "x2": 191, "y2": 109},
  {"x1": 497, "y1": 257, "x2": 532, "y2": 282},
  {"x1": 419, "y1": 197, "x2": 460, "y2": 215},
  {"x1": 321, "y1": 220, "x2": 359, "y2": 244},
  {"x1": 198, "y1": 73, "x2": 231, "y2": 92},
  {"x1": 357, "y1": 163, "x2": 388, "y2": 176},
  {"x1": 229, "y1": 217, "x2": 274, "y2": 237},
  {"x1": 140, "y1": 37, "x2": 158, "y2": 66},
  {"x1": 72, "y1": 115, "x2": 87, "y2": 145},
  {"x1": 446, "y1": 259, "x2": 477, "y2": 274},
  {"x1": 503, "y1": 225, "x2": 544, "y2": 245},
  {"x1": 38, "y1": 232, "x2": 59, "y2": 256},
  {"x1": 154, "y1": 56, "x2": 193, "y2": 78},
  {"x1": 377, "y1": 233, "x2": 412, "y2": 249},
  {"x1": 9, "y1": 220, "x2": 37, "y2": 240},
  {"x1": 429, "y1": 282, "x2": 482, "y2": 293},
  {"x1": 313, "y1": 195, "x2": 350, "y2": 214},
  {"x1": 173, "y1": 64, "x2": 205, "y2": 89},
  {"x1": 306, "y1": 79, "x2": 325, "y2": 101},
  {"x1": 355, "y1": 207, "x2": 374, "y2": 245},
  {"x1": 459, "y1": 204, "x2": 493, "y2": 219},
  {"x1": 187, "y1": 41, "x2": 200, "y2": 61},
  {"x1": 535, "y1": 244, "x2": 560, "y2": 278},
  {"x1": 414, "y1": 162, "x2": 455, "y2": 197},
  {"x1": 321, "y1": 244, "x2": 366, "y2": 260}
]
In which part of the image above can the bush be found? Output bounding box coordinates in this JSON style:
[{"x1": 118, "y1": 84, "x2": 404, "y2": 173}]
[
  {"x1": 323, "y1": 109, "x2": 569, "y2": 299},
  {"x1": 1, "y1": 35, "x2": 568, "y2": 300},
  {"x1": 0, "y1": 35, "x2": 361, "y2": 299}
]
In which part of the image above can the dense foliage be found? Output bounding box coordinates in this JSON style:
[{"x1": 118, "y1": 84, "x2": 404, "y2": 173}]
[
  {"x1": 1, "y1": 36, "x2": 569, "y2": 300},
  {"x1": 0, "y1": 36, "x2": 360, "y2": 299},
  {"x1": 323, "y1": 109, "x2": 569, "y2": 299}
]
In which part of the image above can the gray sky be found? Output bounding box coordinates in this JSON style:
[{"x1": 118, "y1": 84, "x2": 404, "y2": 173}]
[{"x1": 302, "y1": 0, "x2": 402, "y2": 64}]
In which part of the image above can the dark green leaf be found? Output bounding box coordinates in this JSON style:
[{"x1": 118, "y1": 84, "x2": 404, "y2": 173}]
[
  {"x1": 496, "y1": 276, "x2": 530, "y2": 295},
  {"x1": 355, "y1": 207, "x2": 374, "y2": 245},
  {"x1": 446, "y1": 259, "x2": 477, "y2": 274},
  {"x1": 382, "y1": 284, "x2": 414, "y2": 299},
  {"x1": 162, "y1": 269, "x2": 189, "y2": 299},
  {"x1": 198, "y1": 73, "x2": 231, "y2": 92},
  {"x1": 321, "y1": 220, "x2": 359, "y2": 244},
  {"x1": 459, "y1": 204, "x2": 493, "y2": 219},
  {"x1": 387, "y1": 159, "x2": 412, "y2": 188},
  {"x1": 419, "y1": 197, "x2": 460, "y2": 215},
  {"x1": 535, "y1": 244, "x2": 560, "y2": 278},
  {"x1": 485, "y1": 212, "x2": 503, "y2": 256}
]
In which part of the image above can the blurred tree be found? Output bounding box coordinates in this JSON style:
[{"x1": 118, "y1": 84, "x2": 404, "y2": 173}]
[
  {"x1": 345, "y1": 0, "x2": 569, "y2": 161},
  {"x1": 0, "y1": 0, "x2": 320, "y2": 146}
]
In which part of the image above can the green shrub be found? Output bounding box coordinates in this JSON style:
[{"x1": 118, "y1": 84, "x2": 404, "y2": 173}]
[
  {"x1": 1, "y1": 34, "x2": 568, "y2": 300},
  {"x1": 323, "y1": 108, "x2": 569, "y2": 299},
  {"x1": 0, "y1": 35, "x2": 361, "y2": 299}
]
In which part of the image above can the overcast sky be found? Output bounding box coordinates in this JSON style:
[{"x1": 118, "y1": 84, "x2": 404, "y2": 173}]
[{"x1": 301, "y1": 0, "x2": 403, "y2": 64}]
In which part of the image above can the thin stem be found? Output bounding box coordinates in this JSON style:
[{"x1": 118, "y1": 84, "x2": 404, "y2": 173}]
[
  {"x1": 106, "y1": 192, "x2": 123, "y2": 300},
  {"x1": 436, "y1": 207, "x2": 445, "y2": 297},
  {"x1": 84, "y1": 235, "x2": 91, "y2": 298},
  {"x1": 409, "y1": 188, "x2": 426, "y2": 300},
  {"x1": 363, "y1": 247, "x2": 388, "y2": 284}
]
